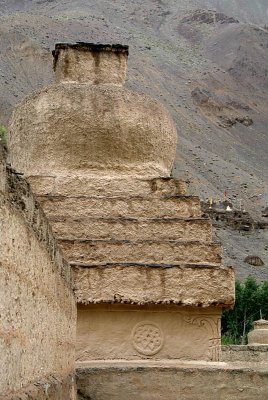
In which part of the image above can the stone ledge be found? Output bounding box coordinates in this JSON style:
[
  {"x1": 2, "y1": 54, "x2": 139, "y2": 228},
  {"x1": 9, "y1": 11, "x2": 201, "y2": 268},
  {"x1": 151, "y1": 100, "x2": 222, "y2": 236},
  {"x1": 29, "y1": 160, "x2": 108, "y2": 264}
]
[
  {"x1": 73, "y1": 263, "x2": 234, "y2": 307},
  {"x1": 39, "y1": 195, "x2": 202, "y2": 219},
  {"x1": 51, "y1": 216, "x2": 209, "y2": 222},
  {"x1": 38, "y1": 194, "x2": 198, "y2": 200},
  {"x1": 53, "y1": 217, "x2": 212, "y2": 242},
  {"x1": 71, "y1": 262, "x2": 227, "y2": 268},
  {"x1": 59, "y1": 239, "x2": 222, "y2": 265},
  {"x1": 28, "y1": 175, "x2": 187, "y2": 197},
  {"x1": 76, "y1": 359, "x2": 268, "y2": 370}
]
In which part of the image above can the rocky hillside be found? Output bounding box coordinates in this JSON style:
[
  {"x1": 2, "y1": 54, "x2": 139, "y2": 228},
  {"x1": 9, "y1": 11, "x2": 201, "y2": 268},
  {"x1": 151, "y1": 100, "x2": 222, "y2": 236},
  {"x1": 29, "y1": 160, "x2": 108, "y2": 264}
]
[{"x1": 0, "y1": 0, "x2": 267, "y2": 280}]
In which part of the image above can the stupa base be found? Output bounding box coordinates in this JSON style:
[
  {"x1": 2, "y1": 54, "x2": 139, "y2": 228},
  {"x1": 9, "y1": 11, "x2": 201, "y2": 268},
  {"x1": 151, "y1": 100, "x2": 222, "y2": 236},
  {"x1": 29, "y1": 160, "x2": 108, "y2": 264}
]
[{"x1": 76, "y1": 359, "x2": 268, "y2": 400}]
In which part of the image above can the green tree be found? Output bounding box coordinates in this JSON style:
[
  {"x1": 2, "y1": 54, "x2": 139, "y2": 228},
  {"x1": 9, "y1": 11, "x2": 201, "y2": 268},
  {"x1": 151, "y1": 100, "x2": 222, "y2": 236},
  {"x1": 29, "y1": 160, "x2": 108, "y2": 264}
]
[
  {"x1": 222, "y1": 280, "x2": 243, "y2": 344},
  {"x1": 240, "y1": 276, "x2": 260, "y2": 343},
  {"x1": 221, "y1": 276, "x2": 267, "y2": 344},
  {"x1": 259, "y1": 281, "x2": 268, "y2": 318}
]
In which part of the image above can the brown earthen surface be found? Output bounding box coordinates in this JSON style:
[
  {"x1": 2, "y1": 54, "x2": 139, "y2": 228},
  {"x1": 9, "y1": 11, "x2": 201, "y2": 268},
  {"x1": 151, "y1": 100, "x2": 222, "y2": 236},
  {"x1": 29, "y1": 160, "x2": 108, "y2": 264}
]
[
  {"x1": 0, "y1": 150, "x2": 76, "y2": 399},
  {"x1": 6, "y1": 43, "x2": 236, "y2": 380},
  {"x1": 222, "y1": 345, "x2": 268, "y2": 363},
  {"x1": 76, "y1": 304, "x2": 221, "y2": 362},
  {"x1": 38, "y1": 195, "x2": 202, "y2": 219},
  {"x1": 74, "y1": 264, "x2": 234, "y2": 307},
  {"x1": 8, "y1": 45, "x2": 177, "y2": 178},
  {"x1": 50, "y1": 217, "x2": 212, "y2": 242},
  {"x1": 1, "y1": 374, "x2": 76, "y2": 400},
  {"x1": 27, "y1": 176, "x2": 187, "y2": 197},
  {"x1": 248, "y1": 319, "x2": 268, "y2": 345},
  {"x1": 53, "y1": 43, "x2": 128, "y2": 85},
  {"x1": 61, "y1": 239, "x2": 222, "y2": 265},
  {"x1": 76, "y1": 360, "x2": 268, "y2": 400}
]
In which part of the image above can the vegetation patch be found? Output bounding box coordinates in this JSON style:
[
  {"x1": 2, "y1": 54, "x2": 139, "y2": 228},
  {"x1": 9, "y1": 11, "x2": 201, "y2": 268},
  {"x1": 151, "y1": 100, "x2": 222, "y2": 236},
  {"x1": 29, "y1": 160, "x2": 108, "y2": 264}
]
[
  {"x1": 0, "y1": 124, "x2": 7, "y2": 145},
  {"x1": 222, "y1": 276, "x2": 268, "y2": 344}
]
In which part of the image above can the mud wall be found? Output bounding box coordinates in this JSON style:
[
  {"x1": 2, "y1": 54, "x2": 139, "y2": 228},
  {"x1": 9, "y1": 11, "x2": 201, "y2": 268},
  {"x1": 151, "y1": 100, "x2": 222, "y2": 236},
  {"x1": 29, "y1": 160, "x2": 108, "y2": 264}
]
[
  {"x1": 0, "y1": 147, "x2": 76, "y2": 399},
  {"x1": 222, "y1": 345, "x2": 268, "y2": 363}
]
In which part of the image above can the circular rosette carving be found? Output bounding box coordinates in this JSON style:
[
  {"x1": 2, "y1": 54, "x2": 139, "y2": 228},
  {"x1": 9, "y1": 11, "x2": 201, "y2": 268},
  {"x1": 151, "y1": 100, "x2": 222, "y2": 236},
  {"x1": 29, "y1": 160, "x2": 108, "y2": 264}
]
[{"x1": 132, "y1": 321, "x2": 164, "y2": 356}]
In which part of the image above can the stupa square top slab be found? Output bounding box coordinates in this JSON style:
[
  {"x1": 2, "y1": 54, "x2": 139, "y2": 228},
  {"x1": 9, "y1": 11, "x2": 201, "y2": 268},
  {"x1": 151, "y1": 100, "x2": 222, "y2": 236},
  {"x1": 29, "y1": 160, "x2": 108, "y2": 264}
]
[
  {"x1": 53, "y1": 42, "x2": 129, "y2": 85},
  {"x1": 53, "y1": 42, "x2": 129, "y2": 55}
]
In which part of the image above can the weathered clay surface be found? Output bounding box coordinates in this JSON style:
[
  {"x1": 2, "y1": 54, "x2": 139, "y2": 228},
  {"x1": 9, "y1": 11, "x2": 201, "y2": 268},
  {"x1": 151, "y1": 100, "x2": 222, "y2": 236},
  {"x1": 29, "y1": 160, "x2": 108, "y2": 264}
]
[
  {"x1": 1, "y1": 374, "x2": 76, "y2": 400},
  {"x1": 76, "y1": 360, "x2": 268, "y2": 400},
  {"x1": 0, "y1": 151, "x2": 76, "y2": 398},
  {"x1": 5, "y1": 43, "x2": 236, "y2": 381},
  {"x1": 73, "y1": 264, "x2": 234, "y2": 306},
  {"x1": 27, "y1": 175, "x2": 187, "y2": 197},
  {"x1": 222, "y1": 345, "x2": 268, "y2": 363},
  {"x1": 51, "y1": 217, "x2": 212, "y2": 242},
  {"x1": 76, "y1": 304, "x2": 221, "y2": 362},
  {"x1": 248, "y1": 319, "x2": 268, "y2": 345},
  {"x1": 59, "y1": 239, "x2": 222, "y2": 265},
  {"x1": 8, "y1": 50, "x2": 177, "y2": 177},
  {"x1": 53, "y1": 43, "x2": 128, "y2": 85},
  {"x1": 38, "y1": 195, "x2": 202, "y2": 219}
]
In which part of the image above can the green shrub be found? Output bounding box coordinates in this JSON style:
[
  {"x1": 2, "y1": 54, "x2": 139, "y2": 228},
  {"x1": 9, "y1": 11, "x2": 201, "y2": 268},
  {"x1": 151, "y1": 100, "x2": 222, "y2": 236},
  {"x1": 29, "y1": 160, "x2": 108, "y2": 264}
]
[{"x1": 0, "y1": 124, "x2": 7, "y2": 145}]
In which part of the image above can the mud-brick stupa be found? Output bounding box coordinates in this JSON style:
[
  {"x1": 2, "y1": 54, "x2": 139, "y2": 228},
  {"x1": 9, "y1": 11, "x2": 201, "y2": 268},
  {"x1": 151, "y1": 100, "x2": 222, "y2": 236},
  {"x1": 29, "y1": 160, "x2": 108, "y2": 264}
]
[{"x1": 8, "y1": 42, "x2": 234, "y2": 390}]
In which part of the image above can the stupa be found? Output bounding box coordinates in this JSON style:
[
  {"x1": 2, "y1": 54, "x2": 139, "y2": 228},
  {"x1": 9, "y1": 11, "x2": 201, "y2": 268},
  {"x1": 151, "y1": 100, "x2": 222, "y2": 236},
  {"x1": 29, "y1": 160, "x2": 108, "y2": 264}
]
[
  {"x1": 8, "y1": 42, "x2": 234, "y2": 387},
  {"x1": 248, "y1": 320, "x2": 268, "y2": 345}
]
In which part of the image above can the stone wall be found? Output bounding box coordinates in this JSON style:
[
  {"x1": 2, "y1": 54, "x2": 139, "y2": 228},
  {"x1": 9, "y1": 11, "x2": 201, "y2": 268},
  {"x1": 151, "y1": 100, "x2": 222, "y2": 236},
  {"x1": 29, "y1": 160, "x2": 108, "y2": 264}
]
[{"x1": 0, "y1": 147, "x2": 76, "y2": 399}]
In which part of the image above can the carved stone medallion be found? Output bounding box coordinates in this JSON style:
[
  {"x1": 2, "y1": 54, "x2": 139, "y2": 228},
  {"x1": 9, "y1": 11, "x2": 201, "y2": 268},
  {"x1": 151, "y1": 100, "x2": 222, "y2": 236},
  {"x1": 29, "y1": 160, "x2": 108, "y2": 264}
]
[{"x1": 132, "y1": 321, "x2": 164, "y2": 356}]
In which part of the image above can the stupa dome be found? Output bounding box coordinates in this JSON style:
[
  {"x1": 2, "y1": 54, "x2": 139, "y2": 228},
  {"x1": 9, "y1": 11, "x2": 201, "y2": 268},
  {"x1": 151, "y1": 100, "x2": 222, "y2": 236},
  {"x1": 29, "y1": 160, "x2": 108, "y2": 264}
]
[{"x1": 8, "y1": 42, "x2": 177, "y2": 177}]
